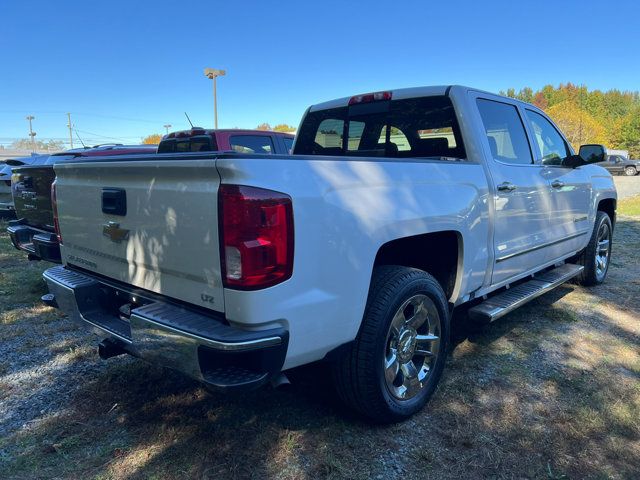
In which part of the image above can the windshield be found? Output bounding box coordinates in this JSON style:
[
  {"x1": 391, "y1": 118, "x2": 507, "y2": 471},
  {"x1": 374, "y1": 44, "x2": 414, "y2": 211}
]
[{"x1": 294, "y1": 95, "x2": 465, "y2": 160}]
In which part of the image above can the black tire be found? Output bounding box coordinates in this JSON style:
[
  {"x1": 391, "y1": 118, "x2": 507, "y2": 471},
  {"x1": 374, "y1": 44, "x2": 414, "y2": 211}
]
[
  {"x1": 332, "y1": 266, "x2": 450, "y2": 423},
  {"x1": 573, "y1": 211, "x2": 613, "y2": 286},
  {"x1": 624, "y1": 166, "x2": 637, "y2": 176}
]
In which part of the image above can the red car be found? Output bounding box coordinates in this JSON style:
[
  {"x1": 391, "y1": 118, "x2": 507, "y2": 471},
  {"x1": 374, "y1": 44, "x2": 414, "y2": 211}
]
[{"x1": 157, "y1": 128, "x2": 295, "y2": 155}]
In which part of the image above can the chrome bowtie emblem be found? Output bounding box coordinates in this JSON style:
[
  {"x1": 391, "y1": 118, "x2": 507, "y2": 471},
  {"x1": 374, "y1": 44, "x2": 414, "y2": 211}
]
[{"x1": 103, "y1": 221, "x2": 129, "y2": 243}]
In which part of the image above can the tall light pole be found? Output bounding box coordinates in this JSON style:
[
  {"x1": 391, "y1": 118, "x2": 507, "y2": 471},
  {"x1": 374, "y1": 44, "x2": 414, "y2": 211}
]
[
  {"x1": 26, "y1": 115, "x2": 36, "y2": 151},
  {"x1": 204, "y1": 68, "x2": 226, "y2": 129},
  {"x1": 163, "y1": 124, "x2": 172, "y2": 135},
  {"x1": 67, "y1": 113, "x2": 74, "y2": 149}
]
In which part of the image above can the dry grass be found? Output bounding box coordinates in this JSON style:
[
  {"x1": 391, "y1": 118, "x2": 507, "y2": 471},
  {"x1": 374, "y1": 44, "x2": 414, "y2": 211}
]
[
  {"x1": 0, "y1": 215, "x2": 639, "y2": 479},
  {"x1": 619, "y1": 195, "x2": 640, "y2": 216}
]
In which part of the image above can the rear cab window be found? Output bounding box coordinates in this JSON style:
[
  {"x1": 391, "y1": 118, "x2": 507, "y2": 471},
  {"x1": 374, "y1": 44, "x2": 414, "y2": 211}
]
[
  {"x1": 294, "y1": 96, "x2": 466, "y2": 160},
  {"x1": 158, "y1": 135, "x2": 217, "y2": 153}
]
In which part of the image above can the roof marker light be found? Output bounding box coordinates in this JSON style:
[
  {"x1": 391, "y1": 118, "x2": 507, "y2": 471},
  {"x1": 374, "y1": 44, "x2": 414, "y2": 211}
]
[{"x1": 348, "y1": 91, "x2": 392, "y2": 106}]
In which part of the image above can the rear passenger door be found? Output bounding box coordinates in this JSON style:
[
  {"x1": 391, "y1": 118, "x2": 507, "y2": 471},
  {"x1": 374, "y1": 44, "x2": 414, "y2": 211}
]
[
  {"x1": 523, "y1": 109, "x2": 592, "y2": 261},
  {"x1": 475, "y1": 97, "x2": 554, "y2": 286}
]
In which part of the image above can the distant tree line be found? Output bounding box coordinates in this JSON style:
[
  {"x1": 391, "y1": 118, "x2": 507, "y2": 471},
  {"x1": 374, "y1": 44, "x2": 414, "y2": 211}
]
[
  {"x1": 9, "y1": 138, "x2": 65, "y2": 151},
  {"x1": 501, "y1": 83, "x2": 640, "y2": 157},
  {"x1": 255, "y1": 123, "x2": 296, "y2": 132}
]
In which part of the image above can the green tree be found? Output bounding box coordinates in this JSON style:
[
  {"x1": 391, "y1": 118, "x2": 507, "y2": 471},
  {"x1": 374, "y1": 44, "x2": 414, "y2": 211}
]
[
  {"x1": 612, "y1": 108, "x2": 640, "y2": 157},
  {"x1": 256, "y1": 123, "x2": 272, "y2": 131}
]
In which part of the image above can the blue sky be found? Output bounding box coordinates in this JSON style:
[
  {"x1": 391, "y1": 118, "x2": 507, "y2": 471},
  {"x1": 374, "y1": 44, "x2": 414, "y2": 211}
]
[{"x1": 1, "y1": 0, "x2": 639, "y2": 147}]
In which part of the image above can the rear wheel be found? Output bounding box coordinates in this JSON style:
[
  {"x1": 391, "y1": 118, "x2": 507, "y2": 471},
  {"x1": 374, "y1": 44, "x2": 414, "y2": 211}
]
[
  {"x1": 574, "y1": 211, "x2": 612, "y2": 286},
  {"x1": 624, "y1": 166, "x2": 637, "y2": 176},
  {"x1": 332, "y1": 266, "x2": 449, "y2": 423}
]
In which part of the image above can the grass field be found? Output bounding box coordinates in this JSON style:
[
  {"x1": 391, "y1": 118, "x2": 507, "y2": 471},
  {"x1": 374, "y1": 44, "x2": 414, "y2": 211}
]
[
  {"x1": 619, "y1": 195, "x2": 640, "y2": 216},
  {"x1": 0, "y1": 206, "x2": 639, "y2": 479}
]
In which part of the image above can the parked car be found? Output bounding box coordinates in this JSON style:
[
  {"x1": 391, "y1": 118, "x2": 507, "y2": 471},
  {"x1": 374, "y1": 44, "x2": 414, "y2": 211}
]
[
  {"x1": 599, "y1": 154, "x2": 640, "y2": 176},
  {"x1": 42, "y1": 86, "x2": 616, "y2": 423},
  {"x1": 157, "y1": 128, "x2": 294, "y2": 154},
  {"x1": 0, "y1": 163, "x2": 14, "y2": 216},
  {"x1": 7, "y1": 145, "x2": 157, "y2": 262},
  {"x1": 0, "y1": 154, "x2": 49, "y2": 216}
]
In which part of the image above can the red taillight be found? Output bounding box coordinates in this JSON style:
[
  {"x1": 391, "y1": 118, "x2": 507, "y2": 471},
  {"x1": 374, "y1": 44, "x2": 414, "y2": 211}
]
[
  {"x1": 219, "y1": 185, "x2": 293, "y2": 290},
  {"x1": 51, "y1": 180, "x2": 62, "y2": 244},
  {"x1": 348, "y1": 91, "x2": 392, "y2": 105}
]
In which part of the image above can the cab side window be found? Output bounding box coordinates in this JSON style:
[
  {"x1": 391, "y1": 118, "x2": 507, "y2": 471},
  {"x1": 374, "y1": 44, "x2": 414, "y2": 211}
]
[
  {"x1": 229, "y1": 135, "x2": 274, "y2": 154},
  {"x1": 525, "y1": 110, "x2": 570, "y2": 166},
  {"x1": 476, "y1": 99, "x2": 533, "y2": 165},
  {"x1": 283, "y1": 137, "x2": 294, "y2": 154}
]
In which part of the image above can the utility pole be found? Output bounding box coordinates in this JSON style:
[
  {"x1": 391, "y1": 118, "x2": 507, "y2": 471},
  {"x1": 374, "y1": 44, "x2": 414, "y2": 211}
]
[
  {"x1": 204, "y1": 68, "x2": 226, "y2": 129},
  {"x1": 26, "y1": 115, "x2": 36, "y2": 151},
  {"x1": 67, "y1": 113, "x2": 74, "y2": 149},
  {"x1": 163, "y1": 124, "x2": 172, "y2": 135}
]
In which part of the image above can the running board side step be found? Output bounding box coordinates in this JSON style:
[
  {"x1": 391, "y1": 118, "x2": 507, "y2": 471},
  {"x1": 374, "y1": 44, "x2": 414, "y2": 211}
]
[{"x1": 468, "y1": 264, "x2": 584, "y2": 323}]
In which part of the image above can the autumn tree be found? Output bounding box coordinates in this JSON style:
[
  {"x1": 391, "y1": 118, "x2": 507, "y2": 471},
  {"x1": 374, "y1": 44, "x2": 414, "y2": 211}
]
[
  {"x1": 502, "y1": 83, "x2": 640, "y2": 153},
  {"x1": 255, "y1": 123, "x2": 271, "y2": 131},
  {"x1": 142, "y1": 134, "x2": 162, "y2": 145},
  {"x1": 546, "y1": 101, "x2": 608, "y2": 150},
  {"x1": 273, "y1": 124, "x2": 296, "y2": 132}
]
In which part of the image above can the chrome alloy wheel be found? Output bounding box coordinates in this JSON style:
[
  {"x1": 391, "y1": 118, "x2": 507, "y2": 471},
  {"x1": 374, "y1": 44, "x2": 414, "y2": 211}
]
[
  {"x1": 384, "y1": 294, "x2": 441, "y2": 400},
  {"x1": 595, "y1": 221, "x2": 611, "y2": 281}
]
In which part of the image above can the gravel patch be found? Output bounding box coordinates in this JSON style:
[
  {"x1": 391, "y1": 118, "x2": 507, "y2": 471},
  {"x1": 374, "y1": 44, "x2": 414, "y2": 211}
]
[{"x1": 613, "y1": 176, "x2": 640, "y2": 200}]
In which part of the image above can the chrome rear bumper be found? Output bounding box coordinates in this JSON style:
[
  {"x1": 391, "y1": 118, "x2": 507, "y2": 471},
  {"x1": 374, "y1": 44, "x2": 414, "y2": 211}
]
[
  {"x1": 7, "y1": 221, "x2": 61, "y2": 262},
  {"x1": 43, "y1": 265, "x2": 288, "y2": 391}
]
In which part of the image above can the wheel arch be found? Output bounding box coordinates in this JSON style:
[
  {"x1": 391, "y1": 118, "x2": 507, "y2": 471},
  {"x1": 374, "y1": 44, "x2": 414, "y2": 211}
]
[
  {"x1": 597, "y1": 197, "x2": 616, "y2": 229},
  {"x1": 371, "y1": 230, "x2": 463, "y2": 303}
]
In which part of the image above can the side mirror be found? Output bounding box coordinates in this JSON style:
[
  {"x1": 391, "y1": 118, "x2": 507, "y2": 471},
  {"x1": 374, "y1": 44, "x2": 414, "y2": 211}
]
[{"x1": 579, "y1": 144, "x2": 607, "y2": 164}]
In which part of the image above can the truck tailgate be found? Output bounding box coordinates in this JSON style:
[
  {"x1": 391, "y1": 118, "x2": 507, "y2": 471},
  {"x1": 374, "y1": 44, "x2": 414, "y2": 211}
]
[
  {"x1": 12, "y1": 166, "x2": 56, "y2": 230},
  {"x1": 54, "y1": 159, "x2": 225, "y2": 313}
]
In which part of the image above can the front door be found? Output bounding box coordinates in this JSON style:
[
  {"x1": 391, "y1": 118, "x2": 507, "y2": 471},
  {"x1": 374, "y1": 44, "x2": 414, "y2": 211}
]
[
  {"x1": 523, "y1": 109, "x2": 592, "y2": 260},
  {"x1": 475, "y1": 97, "x2": 555, "y2": 286}
]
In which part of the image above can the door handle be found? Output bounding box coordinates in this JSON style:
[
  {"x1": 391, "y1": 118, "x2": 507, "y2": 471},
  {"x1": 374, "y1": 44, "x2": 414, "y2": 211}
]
[
  {"x1": 551, "y1": 180, "x2": 565, "y2": 189},
  {"x1": 497, "y1": 182, "x2": 517, "y2": 192}
]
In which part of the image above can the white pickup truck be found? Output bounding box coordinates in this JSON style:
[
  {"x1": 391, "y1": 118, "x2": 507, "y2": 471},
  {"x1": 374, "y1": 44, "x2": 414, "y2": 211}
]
[{"x1": 43, "y1": 86, "x2": 616, "y2": 422}]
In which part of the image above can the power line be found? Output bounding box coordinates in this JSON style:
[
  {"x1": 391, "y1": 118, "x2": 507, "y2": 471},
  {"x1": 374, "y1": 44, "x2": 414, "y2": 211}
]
[
  {"x1": 0, "y1": 110, "x2": 172, "y2": 125},
  {"x1": 73, "y1": 128, "x2": 137, "y2": 142}
]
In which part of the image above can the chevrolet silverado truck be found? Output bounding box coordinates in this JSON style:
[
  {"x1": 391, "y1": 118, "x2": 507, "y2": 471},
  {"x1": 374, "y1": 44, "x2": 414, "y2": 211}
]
[
  {"x1": 43, "y1": 86, "x2": 616, "y2": 422},
  {"x1": 0, "y1": 154, "x2": 49, "y2": 216},
  {"x1": 8, "y1": 145, "x2": 157, "y2": 262}
]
